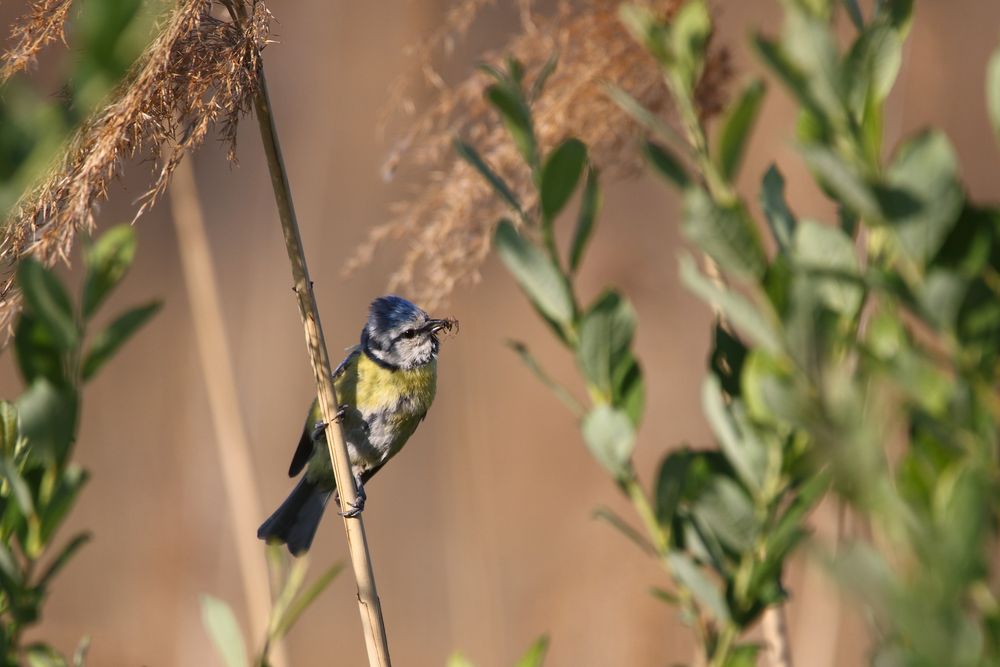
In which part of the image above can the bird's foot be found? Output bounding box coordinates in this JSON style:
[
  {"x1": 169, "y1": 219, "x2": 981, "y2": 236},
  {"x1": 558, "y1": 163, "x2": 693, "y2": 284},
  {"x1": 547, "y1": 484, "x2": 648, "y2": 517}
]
[
  {"x1": 313, "y1": 406, "x2": 349, "y2": 439},
  {"x1": 333, "y1": 405, "x2": 350, "y2": 424},
  {"x1": 337, "y1": 472, "x2": 366, "y2": 518}
]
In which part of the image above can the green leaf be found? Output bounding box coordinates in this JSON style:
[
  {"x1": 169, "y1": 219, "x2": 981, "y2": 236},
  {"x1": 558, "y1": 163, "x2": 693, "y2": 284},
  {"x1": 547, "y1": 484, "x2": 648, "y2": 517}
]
[
  {"x1": 667, "y1": 551, "x2": 731, "y2": 622},
  {"x1": 0, "y1": 402, "x2": 19, "y2": 455},
  {"x1": 878, "y1": 0, "x2": 913, "y2": 34},
  {"x1": 845, "y1": 23, "x2": 902, "y2": 114},
  {"x1": 447, "y1": 653, "x2": 476, "y2": 667},
  {"x1": 200, "y1": 595, "x2": 248, "y2": 667},
  {"x1": 26, "y1": 645, "x2": 67, "y2": 667},
  {"x1": 267, "y1": 556, "x2": 308, "y2": 643},
  {"x1": 15, "y1": 312, "x2": 66, "y2": 387},
  {"x1": 649, "y1": 586, "x2": 679, "y2": 605},
  {"x1": 541, "y1": 138, "x2": 587, "y2": 223},
  {"x1": 643, "y1": 141, "x2": 690, "y2": 189},
  {"x1": 454, "y1": 139, "x2": 524, "y2": 219},
  {"x1": 581, "y1": 405, "x2": 635, "y2": 478},
  {"x1": 529, "y1": 52, "x2": 559, "y2": 103},
  {"x1": 701, "y1": 376, "x2": 767, "y2": 495},
  {"x1": 477, "y1": 62, "x2": 507, "y2": 83},
  {"x1": 880, "y1": 130, "x2": 964, "y2": 264},
  {"x1": 16, "y1": 379, "x2": 77, "y2": 466},
  {"x1": 780, "y1": 6, "x2": 845, "y2": 124},
  {"x1": 507, "y1": 341, "x2": 583, "y2": 415},
  {"x1": 485, "y1": 84, "x2": 537, "y2": 169},
  {"x1": 17, "y1": 259, "x2": 78, "y2": 350},
  {"x1": 842, "y1": 0, "x2": 864, "y2": 29},
  {"x1": 612, "y1": 353, "x2": 645, "y2": 427},
  {"x1": 38, "y1": 465, "x2": 88, "y2": 545},
  {"x1": 618, "y1": 4, "x2": 671, "y2": 65},
  {"x1": 793, "y1": 220, "x2": 863, "y2": 315},
  {"x1": 577, "y1": 290, "x2": 636, "y2": 397},
  {"x1": 494, "y1": 221, "x2": 574, "y2": 325},
  {"x1": 655, "y1": 449, "x2": 693, "y2": 527},
  {"x1": 760, "y1": 166, "x2": 796, "y2": 252},
  {"x1": 569, "y1": 167, "x2": 601, "y2": 273},
  {"x1": 753, "y1": 35, "x2": 825, "y2": 124},
  {"x1": 669, "y1": 0, "x2": 712, "y2": 93},
  {"x1": 82, "y1": 225, "x2": 136, "y2": 318},
  {"x1": 715, "y1": 79, "x2": 766, "y2": 181},
  {"x1": 604, "y1": 84, "x2": 687, "y2": 148},
  {"x1": 725, "y1": 645, "x2": 761, "y2": 667},
  {"x1": 741, "y1": 349, "x2": 799, "y2": 425},
  {"x1": 0, "y1": 542, "x2": 23, "y2": 615},
  {"x1": 691, "y1": 475, "x2": 757, "y2": 552},
  {"x1": 82, "y1": 301, "x2": 161, "y2": 381},
  {"x1": 36, "y1": 532, "x2": 91, "y2": 590},
  {"x1": 988, "y1": 44, "x2": 1000, "y2": 146},
  {"x1": 682, "y1": 189, "x2": 767, "y2": 281},
  {"x1": 593, "y1": 507, "x2": 657, "y2": 555},
  {"x1": 679, "y1": 255, "x2": 782, "y2": 354},
  {"x1": 799, "y1": 145, "x2": 879, "y2": 219},
  {"x1": 271, "y1": 561, "x2": 344, "y2": 641},
  {"x1": 710, "y1": 322, "x2": 748, "y2": 398},
  {"x1": 515, "y1": 635, "x2": 550, "y2": 667},
  {"x1": 506, "y1": 57, "x2": 525, "y2": 86},
  {"x1": 0, "y1": 457, "x2": 34, "y2": 518}
]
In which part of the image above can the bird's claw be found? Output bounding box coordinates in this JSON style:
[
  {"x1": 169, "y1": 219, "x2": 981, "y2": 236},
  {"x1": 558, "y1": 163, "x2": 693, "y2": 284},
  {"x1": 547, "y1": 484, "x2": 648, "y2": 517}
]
[
  {"x1": 333, "y1": 405, "x2": 349, "y2": 424},
  {"x1": 337, "y1": 473, "x2": 366, "y2": 518},
  {"x1": 314, "y1": 407, "x2": 348, "y2": 441},
  {"x1": 338, "y1": 496, "x2": 365, "y2": 518}
]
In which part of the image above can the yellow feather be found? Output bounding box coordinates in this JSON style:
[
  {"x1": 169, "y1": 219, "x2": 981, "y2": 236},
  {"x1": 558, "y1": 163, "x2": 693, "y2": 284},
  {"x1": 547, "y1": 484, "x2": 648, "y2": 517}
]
[{"x1": 336, "y1": 352, "x2": 437, "y2": 413}]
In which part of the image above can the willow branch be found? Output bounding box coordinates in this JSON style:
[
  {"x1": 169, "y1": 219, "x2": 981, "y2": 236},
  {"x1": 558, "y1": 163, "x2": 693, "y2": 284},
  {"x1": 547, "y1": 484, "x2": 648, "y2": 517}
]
[
  {"x1": 168, "y1": 156, "x2": 289, "y2": 667},
  {"x1": 250, "y1": 70, "x2": 391, "y2": 666}
]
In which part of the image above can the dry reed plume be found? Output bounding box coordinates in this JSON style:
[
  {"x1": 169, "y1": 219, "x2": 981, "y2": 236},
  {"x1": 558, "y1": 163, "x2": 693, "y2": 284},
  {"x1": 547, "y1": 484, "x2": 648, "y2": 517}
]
[
  {"x1": 0, "y1": 0, "x2": 75, "y2": 81},
  {"x1": 0, "y1": 0, "x2": 272, "y2": 331},
  {"x1": 348, "y1": 0, "x2": 730, "y2": 309}
]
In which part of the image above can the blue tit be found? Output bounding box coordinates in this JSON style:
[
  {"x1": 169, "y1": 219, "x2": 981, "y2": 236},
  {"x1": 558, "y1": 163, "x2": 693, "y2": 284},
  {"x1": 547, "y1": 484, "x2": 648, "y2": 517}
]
[{"x1": 257, "y1": 295, "x2": 454, "y2": 555}]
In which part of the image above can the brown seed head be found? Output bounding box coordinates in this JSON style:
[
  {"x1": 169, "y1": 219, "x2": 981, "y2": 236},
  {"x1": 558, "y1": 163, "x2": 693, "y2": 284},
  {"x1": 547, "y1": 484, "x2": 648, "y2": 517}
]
[
  {"x1": 0, "y1": 0, "x2": 271, "y2": 333},
  {"x1": 348, "y1": 0, "x2": 729, "y2": 310}
]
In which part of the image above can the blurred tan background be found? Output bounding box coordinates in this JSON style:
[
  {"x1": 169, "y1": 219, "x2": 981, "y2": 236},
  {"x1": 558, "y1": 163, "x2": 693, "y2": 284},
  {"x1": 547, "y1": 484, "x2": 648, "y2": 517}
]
[{"x1": 2, "y1": 0, "x2": 999, "y2": 665}]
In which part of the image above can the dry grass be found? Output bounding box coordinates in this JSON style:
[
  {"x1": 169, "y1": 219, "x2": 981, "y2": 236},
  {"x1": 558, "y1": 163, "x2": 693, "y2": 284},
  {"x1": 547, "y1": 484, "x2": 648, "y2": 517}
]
[
  {"x1": 0, "y1": 0, "x2": 75, "y2": 82},
  {"x1": 0, "y1": 0, "x2": 271, "y2": 331},
  {"x1": 348, "y1": 0, "x2": 730, "y2": 309}
]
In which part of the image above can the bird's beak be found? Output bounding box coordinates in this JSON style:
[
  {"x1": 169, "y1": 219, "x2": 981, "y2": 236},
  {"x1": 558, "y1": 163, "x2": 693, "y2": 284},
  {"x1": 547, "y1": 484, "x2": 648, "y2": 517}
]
[{"x1": 422, "y1": 319, "x2": 451, "y2": 334}]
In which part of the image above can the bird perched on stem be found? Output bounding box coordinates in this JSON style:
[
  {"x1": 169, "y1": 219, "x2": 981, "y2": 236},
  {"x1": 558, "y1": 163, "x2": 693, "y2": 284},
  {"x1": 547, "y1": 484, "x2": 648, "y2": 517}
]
[{"x1": 258, "y1": 295, "x2": 455, "y2": 555}]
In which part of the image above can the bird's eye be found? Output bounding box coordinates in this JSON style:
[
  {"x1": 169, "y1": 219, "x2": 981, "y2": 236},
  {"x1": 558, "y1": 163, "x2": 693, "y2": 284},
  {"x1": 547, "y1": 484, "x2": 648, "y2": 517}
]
[{"x1": 402, "y1": 328, "x2": 417, "y2": 338}]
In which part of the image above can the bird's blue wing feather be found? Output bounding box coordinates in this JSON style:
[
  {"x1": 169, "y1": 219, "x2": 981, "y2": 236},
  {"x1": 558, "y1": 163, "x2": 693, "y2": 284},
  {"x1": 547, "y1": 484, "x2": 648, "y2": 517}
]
[{"x1": 287, "y1": 346, "x2": 361, "y2": 477}]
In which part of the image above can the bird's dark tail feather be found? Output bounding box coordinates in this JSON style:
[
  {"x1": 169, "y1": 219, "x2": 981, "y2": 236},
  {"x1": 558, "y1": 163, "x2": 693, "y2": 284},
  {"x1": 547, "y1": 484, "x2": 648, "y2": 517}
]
[{"x1": 257, "y1": 477, "x2": 332, "y2": 556}]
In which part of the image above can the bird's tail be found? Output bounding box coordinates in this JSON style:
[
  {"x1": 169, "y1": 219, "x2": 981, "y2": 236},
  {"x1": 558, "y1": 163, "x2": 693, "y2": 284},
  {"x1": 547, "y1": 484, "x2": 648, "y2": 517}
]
[{"x1": 257, "y1": 477, "x2": 332, "y2": 556}]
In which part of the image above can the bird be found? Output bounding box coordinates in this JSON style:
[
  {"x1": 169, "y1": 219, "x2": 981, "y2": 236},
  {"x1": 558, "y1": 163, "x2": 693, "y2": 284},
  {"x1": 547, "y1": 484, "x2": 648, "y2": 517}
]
[{"x1": 257, "y1": 295, "x2": 454, "y2": 555}]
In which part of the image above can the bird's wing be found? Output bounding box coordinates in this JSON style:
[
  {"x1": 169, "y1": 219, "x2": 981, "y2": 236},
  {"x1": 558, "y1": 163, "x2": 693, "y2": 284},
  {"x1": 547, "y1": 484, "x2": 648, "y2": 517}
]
[
  {"x1": 287, "y1": 346, "x2": 361, "y2": 477},
  {"x1": 332, "y1": 345, "x2": 361, "y2": 378}
]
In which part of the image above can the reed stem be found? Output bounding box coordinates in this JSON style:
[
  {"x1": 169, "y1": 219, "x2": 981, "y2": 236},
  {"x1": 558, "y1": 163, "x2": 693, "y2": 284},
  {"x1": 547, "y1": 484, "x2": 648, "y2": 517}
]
[
  {"x1": 168, "y1": 156, "x2": 289, "y2": 667},
  {"x1": 250, "y1": 70, "x2": 392, "y2": 667}
]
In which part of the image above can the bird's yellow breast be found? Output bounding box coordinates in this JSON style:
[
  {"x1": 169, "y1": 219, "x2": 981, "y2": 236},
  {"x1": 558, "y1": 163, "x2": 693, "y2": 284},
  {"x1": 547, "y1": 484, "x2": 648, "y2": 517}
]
[{"x1": 337, "y1": 352, "x2": 437, "y2": 414}]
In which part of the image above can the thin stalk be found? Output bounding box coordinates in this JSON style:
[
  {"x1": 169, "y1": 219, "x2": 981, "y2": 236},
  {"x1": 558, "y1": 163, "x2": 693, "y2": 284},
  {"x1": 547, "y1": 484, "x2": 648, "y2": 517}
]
[
  {"x1": 251, "y1": 72, "x2": 391, "y2": 666},
  {"x1": 709, "y1": 624, "x2": 738, "y2": 667},
  {"x1": 762, "y1": 604, "x2": 793, "y2": 667},
  {"x1": 668, "y1": 74, "x2": 796, "y2": 667},
  {"x1": 621, "y1": 474, "x2": 712, "y2": 654},
  {"x1": 168, "y1": 156, "x2": 289, "y2": 667}
]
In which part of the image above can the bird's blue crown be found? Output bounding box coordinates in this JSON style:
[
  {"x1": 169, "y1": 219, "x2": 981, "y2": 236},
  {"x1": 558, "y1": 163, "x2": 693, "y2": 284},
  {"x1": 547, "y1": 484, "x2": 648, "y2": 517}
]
[{"x1": 367, "y1": 295, "x2": 426, "y2": 333}]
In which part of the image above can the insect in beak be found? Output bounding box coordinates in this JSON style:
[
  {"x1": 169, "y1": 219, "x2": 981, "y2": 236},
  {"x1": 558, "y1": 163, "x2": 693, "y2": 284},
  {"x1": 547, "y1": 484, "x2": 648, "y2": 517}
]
[{"x1": 423, "y1": 318, "x2": 457, "y2": 335}]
